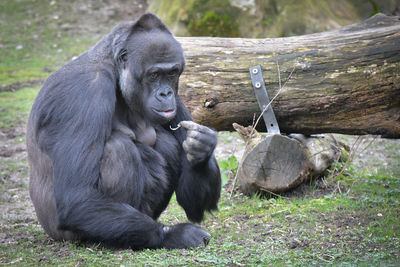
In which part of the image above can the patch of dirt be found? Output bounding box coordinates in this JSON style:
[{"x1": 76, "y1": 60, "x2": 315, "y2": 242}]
[
  {"x1": 284, "y1": 209, "x2": 392, "y2": 256},
  {"x1": 0, "y1": 126, "x2": 33, "y2": 228},
  {"x1": 0, "y1": 79, "x2": 44, "y2": 92},
  {"x1": 0, "y1": 142, "x2": 25, "y2": 157},
  {"x1": 215, "y1": 132, "x2": 245, "y2": 161},
  {"x1": 65, "y1": 0, "x2": 148, "y2": 37},
  {"x1": 348, "y1": 136, "x2": 400, "y2": 176}
]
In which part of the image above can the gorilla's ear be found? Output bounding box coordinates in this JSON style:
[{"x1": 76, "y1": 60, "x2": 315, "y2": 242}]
[
  {"x1": 133, "y1": 13, "x2": 171, "y2": 33},
  {"x1": 117, "y1": 48, "x2": 128, "y2": 63},
  {"x1": 111, "y1": 26, "x2": 132, "y2": 63}
]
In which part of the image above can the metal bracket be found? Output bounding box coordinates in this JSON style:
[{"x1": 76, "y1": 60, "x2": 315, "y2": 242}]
[{"x1": 249, "y1": 65, "x2": 280, "y2": 134}]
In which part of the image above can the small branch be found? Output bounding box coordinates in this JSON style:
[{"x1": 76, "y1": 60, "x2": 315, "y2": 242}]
[
  {"x1": 327, "y1": 136, "x2": 362, "y2": 183},
  {"x1": 259, "y1": 187, "x2": 289, "y2": 199},
  {"x1": 277, "y1": 59, "x2": 282, "y2": 90}
]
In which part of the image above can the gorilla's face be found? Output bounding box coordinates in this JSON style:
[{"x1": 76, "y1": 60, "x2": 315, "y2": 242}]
[
  {"x1": 119, "y1": 30, "x2": 185, "y2": 125},
  {"x1": 142, "y1": 61, "x2": 181, "y2": 124}
]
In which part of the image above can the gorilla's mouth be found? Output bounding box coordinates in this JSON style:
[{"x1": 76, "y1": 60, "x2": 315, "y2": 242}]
[
  {"x1": 153, "y1": 108, "x2": 176, "y2": 120},
  {"x1": 162, "y1": 109, "x2": 174, "y2": 115}
]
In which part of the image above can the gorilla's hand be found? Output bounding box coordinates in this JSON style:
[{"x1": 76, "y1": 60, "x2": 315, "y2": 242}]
[
  {"x1": 180, "y1": 121, "x2": 217, "y2": 166},
  {"x1": 162, "y1": 223, "x2": 211, "y2": 249}
]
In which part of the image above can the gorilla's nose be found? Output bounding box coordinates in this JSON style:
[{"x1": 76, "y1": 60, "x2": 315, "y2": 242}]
[{"x1": 156, "y1": 86, "x2": 174, "y2": 101}]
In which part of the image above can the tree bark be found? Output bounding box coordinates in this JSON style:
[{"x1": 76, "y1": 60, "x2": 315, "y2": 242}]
[{"x1": 177, "y1": 14, "x2": 400, "y2": 138}]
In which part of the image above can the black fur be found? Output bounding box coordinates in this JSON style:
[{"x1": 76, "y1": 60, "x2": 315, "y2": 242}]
[{"x1": 27, "y1": 13, "x2": 221, "y2": 250}]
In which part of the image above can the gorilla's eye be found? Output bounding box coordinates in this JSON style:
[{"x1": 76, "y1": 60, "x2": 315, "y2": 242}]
[
  {"x1": 150, "y1": 72, "x2": 159, "y2": 80},
  {"x1": 168, "y1": 69, "x2": 179, "y2": 76}
]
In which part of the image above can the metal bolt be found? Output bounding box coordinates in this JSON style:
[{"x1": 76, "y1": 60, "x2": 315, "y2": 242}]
[
  {"x1": 252, "y1": 68, "x2": 258, "y2": 74},
  {"x1": 255, "y1": 82, "x2": 261, "y2": 88}
]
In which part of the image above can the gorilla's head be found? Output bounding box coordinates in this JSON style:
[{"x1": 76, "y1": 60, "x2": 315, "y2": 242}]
[{"x1": 115, "y1": 14, "x2": 185, "y2": 125}]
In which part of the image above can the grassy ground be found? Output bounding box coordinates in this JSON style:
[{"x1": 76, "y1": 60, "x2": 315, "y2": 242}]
[{"x1": 1, "y1": 1, "x2": 399, "y2": 266}]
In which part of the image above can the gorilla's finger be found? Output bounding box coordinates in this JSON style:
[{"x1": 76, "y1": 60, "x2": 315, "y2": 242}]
[
  {"x1": 186, "y1": 154, "x2": 196, "y2": 164},
  {"x1": 183, "y1": 140, "x2": 208, "y2": 154},
  {"x1": 187, "y1": 129, "x2": 201, "y2": 139},
  {"x1": 187, "y1": 131, "x2": 217, "y2": 147},
  {"x1": 179, "y1": 121, "x2": 197, "y2": 131},
  {"x1": 182, "y1": 140, "x2": 189, "y2": 153},
  {"x1": 162, "y1": 223, "x2": 211, "y2": 249},
  {"x1": 180, "y1": 121, "x2": 215, "y2": 135},
  {"x1": 184, "y1": 137, "x2": 206, "y2": 150}
]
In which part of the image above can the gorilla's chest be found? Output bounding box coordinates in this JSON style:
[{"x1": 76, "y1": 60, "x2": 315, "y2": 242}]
[
  {"x1": 135, "y1": 128, "x2": 182, "y2": 218},
  {"x1": 133, "y1": 122, "x2": 157, "y2": 147}
]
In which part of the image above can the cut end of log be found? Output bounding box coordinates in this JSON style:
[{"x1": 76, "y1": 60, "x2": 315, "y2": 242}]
[{"x1": 238, "y1": 134, "x2": 312, "y2": 195}]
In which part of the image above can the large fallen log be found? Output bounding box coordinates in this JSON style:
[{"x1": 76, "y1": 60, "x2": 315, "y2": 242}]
[{"x1": 177, "y1": 14, "x2": 400, "y2": 138}]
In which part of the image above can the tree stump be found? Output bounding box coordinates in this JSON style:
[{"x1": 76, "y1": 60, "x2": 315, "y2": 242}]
[
  {"x1": 233, "y1": 123, "x2": 311, "y2": 195},
  {"x1": 233, "y1": 124, "x2": 346, "y2": 195}
]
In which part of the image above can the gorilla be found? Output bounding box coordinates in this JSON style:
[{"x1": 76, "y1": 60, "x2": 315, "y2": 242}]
[{"x1": 27, "y1": 13, "x2": 221, "y2": 250}]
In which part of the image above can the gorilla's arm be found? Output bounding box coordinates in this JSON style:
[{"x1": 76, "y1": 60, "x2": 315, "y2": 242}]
[
  {"x1": 33, "y1": 62, "x2": 165, "y2": 249},
  {"x1": 171, "y1": 98, "x2": 221, "y2": 223}
]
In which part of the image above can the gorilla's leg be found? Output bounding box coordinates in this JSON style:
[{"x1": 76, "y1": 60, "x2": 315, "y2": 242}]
[{"x1": 28, "y1": 136, "x2": 77, "y2": 241}]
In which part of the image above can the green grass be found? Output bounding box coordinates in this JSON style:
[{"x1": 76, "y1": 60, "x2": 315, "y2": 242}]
[
  {"x1": 0, "y1": 87, "x2": 39, "y2": 128},
  {"x1": 0, "y1": 0, "x2": 94, "y2": 86},
  {"x1": 1, "y1": 173, "x2": 400, "y2": 266},
  {"x1": 218, "y1": 155, "x2": 239, "y2": 185},
  {"x1": 1, "y1": 155, "x2": 399, "y2": 265}
]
